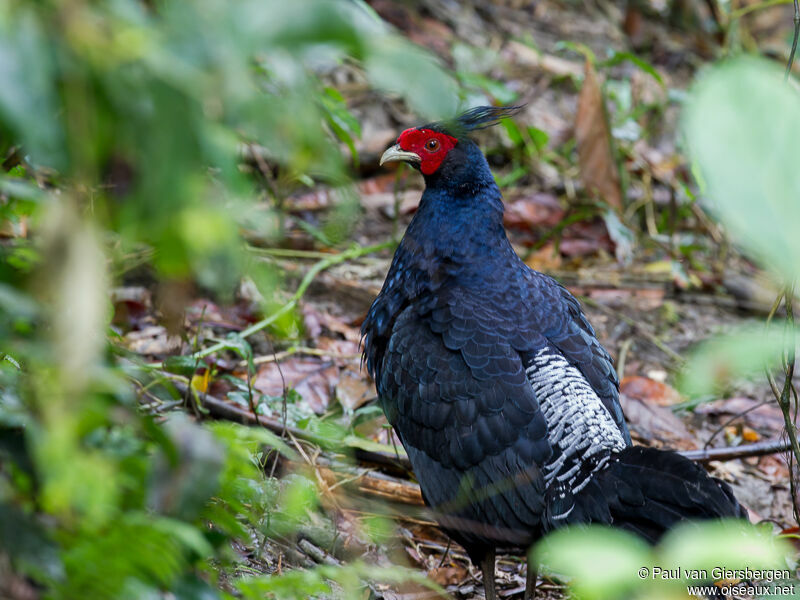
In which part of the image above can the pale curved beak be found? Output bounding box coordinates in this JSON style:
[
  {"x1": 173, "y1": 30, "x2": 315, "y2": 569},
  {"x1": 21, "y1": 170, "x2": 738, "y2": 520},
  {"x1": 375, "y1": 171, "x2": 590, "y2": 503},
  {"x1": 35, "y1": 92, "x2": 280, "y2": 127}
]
[{"x1": 380, "y1": 144, "x2": 421, "y2": 166}]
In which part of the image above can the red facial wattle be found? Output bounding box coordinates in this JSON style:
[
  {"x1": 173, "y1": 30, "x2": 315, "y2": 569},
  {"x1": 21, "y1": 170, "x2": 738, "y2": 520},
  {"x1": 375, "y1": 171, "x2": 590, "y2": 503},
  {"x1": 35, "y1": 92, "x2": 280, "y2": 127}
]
[{"x1": 397, "y1": 128, "x2": 458, "y2": 175}]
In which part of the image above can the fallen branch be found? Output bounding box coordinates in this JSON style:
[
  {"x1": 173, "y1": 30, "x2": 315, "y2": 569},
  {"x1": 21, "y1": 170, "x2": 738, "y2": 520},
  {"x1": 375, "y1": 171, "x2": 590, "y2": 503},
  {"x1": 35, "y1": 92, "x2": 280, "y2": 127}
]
[
  {"x1": 165, "y1": 384, "x2": 791, "y2": 497},
  {"x1": 170, "y1": 379, "x2": 412, "y2": 473},
  {"x1": 315, "y1": 456, "x2": 424, "y2": 506},
  {"x1": 679, "y1": 438, "x2": 791, "y2": 463}
]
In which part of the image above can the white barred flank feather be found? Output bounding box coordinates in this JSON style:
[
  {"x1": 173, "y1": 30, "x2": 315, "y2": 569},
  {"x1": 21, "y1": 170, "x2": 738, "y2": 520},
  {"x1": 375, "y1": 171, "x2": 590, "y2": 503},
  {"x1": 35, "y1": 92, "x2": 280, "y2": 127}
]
[{"x1": 525, "y1": 348, "x2": 626, "y2": 493}]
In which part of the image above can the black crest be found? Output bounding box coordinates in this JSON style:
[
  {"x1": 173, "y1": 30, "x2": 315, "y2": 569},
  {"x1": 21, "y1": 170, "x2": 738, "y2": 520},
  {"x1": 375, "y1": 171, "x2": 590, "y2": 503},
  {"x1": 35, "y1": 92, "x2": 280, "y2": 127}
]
[{"x1": 424, "y1": 105, "x2": 524, "y2": 138}]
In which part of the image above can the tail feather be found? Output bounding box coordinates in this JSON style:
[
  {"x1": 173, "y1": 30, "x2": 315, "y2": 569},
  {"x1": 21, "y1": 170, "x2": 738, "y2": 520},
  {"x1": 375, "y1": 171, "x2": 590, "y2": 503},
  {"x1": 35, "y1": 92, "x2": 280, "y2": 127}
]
[{"x1": 547, "y1": 446, "x2": 747, "y2": 542}]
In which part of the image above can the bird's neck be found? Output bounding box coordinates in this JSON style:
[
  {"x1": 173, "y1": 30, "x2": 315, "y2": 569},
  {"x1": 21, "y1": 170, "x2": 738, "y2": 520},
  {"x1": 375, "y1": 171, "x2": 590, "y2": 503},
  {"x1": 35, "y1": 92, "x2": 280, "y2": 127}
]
[{"x1": 392, "y1": 179, "x2": 517, "y2": 289}]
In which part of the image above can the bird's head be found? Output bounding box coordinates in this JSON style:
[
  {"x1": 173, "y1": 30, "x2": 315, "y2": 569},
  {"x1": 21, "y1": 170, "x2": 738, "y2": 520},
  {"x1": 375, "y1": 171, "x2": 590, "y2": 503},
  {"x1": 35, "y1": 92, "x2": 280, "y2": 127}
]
[{"x1": 379, "y1": 106, "x2": 522, "y2": 178}]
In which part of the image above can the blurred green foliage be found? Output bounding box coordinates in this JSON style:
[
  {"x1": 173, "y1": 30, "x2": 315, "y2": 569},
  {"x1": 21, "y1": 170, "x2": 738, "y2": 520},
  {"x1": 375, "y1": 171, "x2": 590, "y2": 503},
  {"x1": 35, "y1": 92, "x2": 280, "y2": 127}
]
[
  {"x1": 684, "y1": 57, "x2": 800, "y2": 285},
  {"x1": 0, "y1": 0, "x2": 456, "y2": 597},
  {"x1": 534, "y1": 520, "x2": 791, "y2": 600},
  {"x1": 679, "y1": 57, "x2": 800, "y2": 395}
]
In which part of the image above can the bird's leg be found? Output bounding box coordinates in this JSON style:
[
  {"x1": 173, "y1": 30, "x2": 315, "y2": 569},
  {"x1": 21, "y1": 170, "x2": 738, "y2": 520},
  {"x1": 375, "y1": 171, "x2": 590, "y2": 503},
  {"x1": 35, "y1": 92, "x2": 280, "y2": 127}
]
[
  {"x1": 524, "y1": 559, "x2": 538, "y2": 600},
  {"x1": 479, "y1": 549, "x2": 497, "y2": 600}
]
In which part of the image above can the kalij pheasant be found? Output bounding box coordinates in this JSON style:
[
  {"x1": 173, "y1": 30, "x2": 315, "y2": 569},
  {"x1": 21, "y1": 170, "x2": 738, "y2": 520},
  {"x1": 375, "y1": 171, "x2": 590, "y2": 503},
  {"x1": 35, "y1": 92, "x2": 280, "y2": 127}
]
[{"x1": 361, "y1": 106, "x2": 746, "y2": 600}]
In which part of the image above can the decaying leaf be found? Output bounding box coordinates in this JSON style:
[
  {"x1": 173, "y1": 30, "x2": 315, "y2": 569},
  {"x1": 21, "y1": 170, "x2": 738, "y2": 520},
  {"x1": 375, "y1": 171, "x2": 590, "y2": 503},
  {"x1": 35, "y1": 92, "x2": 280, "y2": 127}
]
[
  {"x1": 575, "y1": 59, "x2": 623, "y2": 211},
  {"x1": 620, "y1": 376, "x2": 683, "y2": 407},
  {"x1": 336, "y1": 370, "x2": 374, "y2": 412},
  {"x1": 620, "y1": 392, "x2": 697, "y2": 450},
  {"x1": 695, "y1": 397, "x2": 787, "y2": 433},
  {"x1": 503, "y1": 191, "x2": 565, "y2": 230},
  {"x1": 254, "y1": 358, "x2": 339, "y2": 414}
]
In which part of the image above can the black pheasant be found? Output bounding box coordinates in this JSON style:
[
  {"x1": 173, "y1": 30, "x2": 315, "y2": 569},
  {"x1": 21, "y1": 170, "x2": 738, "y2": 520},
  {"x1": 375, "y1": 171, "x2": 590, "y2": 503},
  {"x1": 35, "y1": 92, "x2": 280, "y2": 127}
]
[{"x1": 361, "y1": 106, "x2": 746, "y2": 600}]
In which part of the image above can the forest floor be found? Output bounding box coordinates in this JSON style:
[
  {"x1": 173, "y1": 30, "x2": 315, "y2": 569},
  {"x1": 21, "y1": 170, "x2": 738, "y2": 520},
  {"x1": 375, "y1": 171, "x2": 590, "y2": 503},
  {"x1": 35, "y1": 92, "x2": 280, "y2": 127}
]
[{"x1": 119, "y1": 1, "x2": 798, "y2": 598}]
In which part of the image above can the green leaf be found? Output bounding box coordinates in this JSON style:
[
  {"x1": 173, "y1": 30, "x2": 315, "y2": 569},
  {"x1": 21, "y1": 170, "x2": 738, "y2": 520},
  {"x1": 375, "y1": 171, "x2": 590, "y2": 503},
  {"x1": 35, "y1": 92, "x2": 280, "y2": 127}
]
[
  {"x1": 533, "y1": 525, "x2": 650, "y2": 600},
  {"x1": 603, "y1": 209, "x2": 634, "y2": 265},
  {"x1": 683, "y1": 57, "x2": 800, "y2": 282},
  {"x1": 343, "y1": 434, "x2": 408, "y2": 457},
  {"x1": 527, "y1": 126, "x2": 549, "y2": 152},
  {"x1": 149, "y1": 516, "x2": 215, "y2": 558},
  {"x1": 658, "y1": 520, "x2": 790, "y2": 575},
  {"x1": 209, "y1": 420, "x2": 298, "y2": 461},
  {"x1": 678, "y1": 324, "x2": 795, "y2": 398},
  {"x1": 0, "y1": 9, "x2": 64, "y2": 167},
  {"x1": 458, "y1": 72, "x2": 518, "y2": 104},
  {"x1": 0, "y1": 502, "x2": 64, "y2": 582},
  {"x1": 364, "y1": 36, "x2": 458, "y2": 119},
  {"x1": 164, "y1": 355, "x2": 199, "y2": 376},
  {"x1": 0, "y1": 175, "x2": 45, "y2": 201},
  {"x1": 599, "y1": 50, "x2": 664, "y2": 85}
]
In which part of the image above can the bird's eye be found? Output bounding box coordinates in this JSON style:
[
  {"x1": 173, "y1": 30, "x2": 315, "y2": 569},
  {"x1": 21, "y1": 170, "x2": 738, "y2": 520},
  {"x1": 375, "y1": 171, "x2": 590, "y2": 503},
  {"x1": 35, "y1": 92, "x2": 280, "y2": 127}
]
[{"x1": 425, "y1": 138, "x2": 440, "y2": 152}]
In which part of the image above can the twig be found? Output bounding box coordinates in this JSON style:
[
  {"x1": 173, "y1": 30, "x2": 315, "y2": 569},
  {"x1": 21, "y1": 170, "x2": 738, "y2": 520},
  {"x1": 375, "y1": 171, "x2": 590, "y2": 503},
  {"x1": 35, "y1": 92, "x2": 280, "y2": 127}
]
[
  {"x1": 702, "y1": 398, "x2": 772, "y2": 450},
  {"x1": 245, "y1": 346, "x2": 362, "y2": 368},
  {"x1": 679, "y1": 438, "x2": 791, "y2": 463},
  {"x1": 298, "y1": 538, "x2": 340, "y2": 566},
  {"x1": 771, "y1": 21, "x2": 800, "y2": 522},
  {"x1": 247, "y1": 246, "x2": 339, "y2": 260},
  {"x1": 580, "y1": 295, "x2": 685, "y2": 365},
  {"x1": 169, "y1": 379, "x2": 413, "y2": 472},
  {"x1": 437, "y1": 540, "x2": 452, "y2": 569},
  {"x1": 616, "y1": 338, "x2": 633, "y2": 380},
  {"x1": 704, "y1": 0, "x2": 724, "y2": 29},
  {"x1": 788, "y1": 0, "x2": 800, "y2": 79},
  {"x1": 777, "y1": 284, "x2": 799, "y2": 521}
]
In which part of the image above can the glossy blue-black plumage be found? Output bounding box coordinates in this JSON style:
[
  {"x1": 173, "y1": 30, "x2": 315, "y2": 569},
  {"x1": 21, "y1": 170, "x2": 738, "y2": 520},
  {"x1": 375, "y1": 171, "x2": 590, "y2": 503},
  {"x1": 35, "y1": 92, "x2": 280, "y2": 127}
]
[{"x1": 361, "y1": 130, "x2": 744, "y2": 565}]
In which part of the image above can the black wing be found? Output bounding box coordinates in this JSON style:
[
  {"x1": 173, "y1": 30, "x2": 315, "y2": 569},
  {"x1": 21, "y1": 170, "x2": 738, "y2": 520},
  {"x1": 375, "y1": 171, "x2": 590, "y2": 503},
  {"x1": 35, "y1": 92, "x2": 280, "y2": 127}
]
[
  {"x1": 514, "y1": 271, "x2": 630, "y2": 445},
  {"x1": 376, "y1": 291, "x2": 552, "y2": 553}
]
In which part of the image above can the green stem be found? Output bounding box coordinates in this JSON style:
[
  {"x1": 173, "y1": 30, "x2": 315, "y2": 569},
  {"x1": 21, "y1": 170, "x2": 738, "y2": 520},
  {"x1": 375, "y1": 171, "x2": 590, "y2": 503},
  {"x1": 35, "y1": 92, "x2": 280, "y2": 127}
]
[
  {"x1": 247, "y1": 246, "x2": 339, "y2": 259},
  {"x1": 180, "y1": 240, "x2": 395, "y2": 364},
  {"x1": 731, "y1": 0, "x2": 791, "y2": 19}
]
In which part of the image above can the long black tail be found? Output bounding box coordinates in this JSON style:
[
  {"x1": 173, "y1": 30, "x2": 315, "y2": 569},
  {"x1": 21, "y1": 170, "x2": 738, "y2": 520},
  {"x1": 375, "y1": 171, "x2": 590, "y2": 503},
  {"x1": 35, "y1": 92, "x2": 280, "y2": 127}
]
[{"x1": 546, "y1": 446, "x2": 747, "y2": 542}]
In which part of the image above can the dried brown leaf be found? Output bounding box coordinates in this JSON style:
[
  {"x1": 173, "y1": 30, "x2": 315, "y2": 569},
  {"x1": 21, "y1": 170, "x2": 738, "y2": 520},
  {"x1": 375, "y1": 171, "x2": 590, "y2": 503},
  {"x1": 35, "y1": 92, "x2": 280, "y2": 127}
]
[
  {"x1": 620, "y1": 376, "x2": 683, "y2": 407},
  {"x1": 336, "y1": 369, "x2": 373, "y2": 412},
  {"x1": 695, "y1": 397, "x2": 787, "y2": 433},
  {"x1": 503, "y1": 192, "x2": 565, "y2": 230},
  {"x1": 254, "y1": 358, "x2": 339, "y2": 414},
  {"x1": 428, "y1": 565, "x2": 468, "y2": 586},
  {"x1": 620, "y1": 393, "x2": 698, "y2": 450},
  {"x1": 575, "y1": 59, "x2": 623, "y2": 210}
]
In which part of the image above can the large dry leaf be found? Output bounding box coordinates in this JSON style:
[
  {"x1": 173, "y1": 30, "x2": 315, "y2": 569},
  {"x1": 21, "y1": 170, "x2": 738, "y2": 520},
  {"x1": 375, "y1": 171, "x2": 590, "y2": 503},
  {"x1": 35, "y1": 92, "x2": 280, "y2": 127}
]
[
  {"x1": 620, "y1": 376, "x2": 682, "y2": 407},
  {"x1": 254, "y1": 358, "x2": 339, "y2": 414},
  {"x1": 124, "y1": 325, "x2": 183, "y2": 356},
  {"x1": 503, "y1": 191, "x2": 565, "y2": 230},
  {"x1": 620, "y1": 393, "x2": 698, "y2": 450},
  {"x1": 336, "y1": 369, "x2": 374, "y2": 412},
  {"x1": 575, "y1": 59, "x2": 623, "y2": 210}
]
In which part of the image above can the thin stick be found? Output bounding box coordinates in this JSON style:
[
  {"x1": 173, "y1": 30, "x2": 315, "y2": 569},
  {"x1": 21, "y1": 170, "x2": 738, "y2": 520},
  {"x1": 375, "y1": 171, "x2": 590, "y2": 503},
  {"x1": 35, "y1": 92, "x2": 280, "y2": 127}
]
[
  {"x1": 169, "y1": 379, "x2": 413, "y2": 471},
  {"x1": 247, "y1": 246, "x2": 339, "y2": 260},
  {"x1": 786, "y1": 0, "x2": 800, "y2": 79},
  {"x1": 679, "y1": 438, "x2": 791, "y2": 463},
  {"x1": 702, "y1": 398, "x2": 771, "y2": 450},
  {"x1": 580, "y1": 296, "x2": 685, "y2": 364}
]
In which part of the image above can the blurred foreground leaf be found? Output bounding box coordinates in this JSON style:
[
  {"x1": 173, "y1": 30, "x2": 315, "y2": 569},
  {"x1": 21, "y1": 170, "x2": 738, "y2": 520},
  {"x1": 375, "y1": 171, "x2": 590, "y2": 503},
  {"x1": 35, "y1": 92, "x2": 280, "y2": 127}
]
[
  {"x1": 534, "y1": 521, "x2": 792, "y2": 600},
  {"x1": 678, "y1": 324, "x2": 795, "y2": 398},
  {"x1": 683, "y1": 57, "x2": 800, "y2": 282},
  {"x1": 659, "y1": 520, "x2": 790, "y2": 574},
  {"x1": 533, "y1": 525, "x2": 649, "y2": 600}
]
